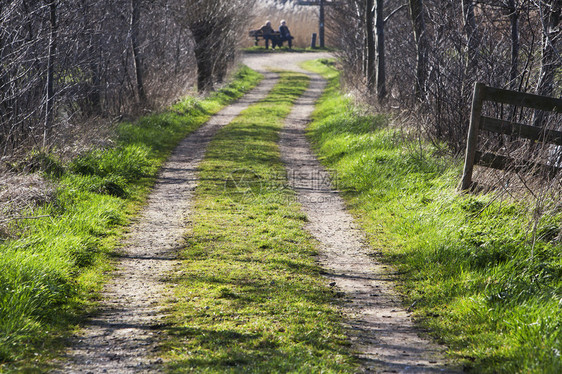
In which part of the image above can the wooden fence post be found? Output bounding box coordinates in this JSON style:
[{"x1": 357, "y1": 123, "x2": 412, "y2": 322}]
[
  {"x1": 460, "y1": 82, "x2": 486, "y2": 190},
  {"x1": 459, "y1": 83, "x2": 562, "y2": 189}
]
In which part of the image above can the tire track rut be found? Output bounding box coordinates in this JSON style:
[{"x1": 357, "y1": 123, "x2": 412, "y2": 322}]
[
  {"x1": 279, "y1": 71, "x2": 456, "y2": 373},
  {"x1": 56, "y1": 72, "x2": 279, "y2": 374}
]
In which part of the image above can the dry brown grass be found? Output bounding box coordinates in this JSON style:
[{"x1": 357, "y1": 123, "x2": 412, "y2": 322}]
[
  {"x1": 0, "y1": 170, "x2": 55, "y2": 238},
  {"x1": 245, "y1": 1, "x2": 320, "y2": 48},
  {"x1": 145, "y1": 69, "x2": 197, "y2": 111}
]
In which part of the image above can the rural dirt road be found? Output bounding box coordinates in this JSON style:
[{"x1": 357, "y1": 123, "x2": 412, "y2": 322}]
[{"x1": 57, "y1": 52, "x2": 454, "y2": 373}]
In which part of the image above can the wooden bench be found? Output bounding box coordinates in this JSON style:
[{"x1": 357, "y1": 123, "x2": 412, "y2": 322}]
[{"x1": 248, "y1": 30, "x2": 282, "y2": 48}]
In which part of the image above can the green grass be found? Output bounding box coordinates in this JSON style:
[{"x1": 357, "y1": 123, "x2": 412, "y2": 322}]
[
  {"x1": 302, "y1": 58, "x2": 562, "y2": 373},
  {"x1": 0, "y1": 65, "x2": 262, "y2": 371},
  {"x1": 162, "y1": 71, "x2": 357, "y2": 373}
]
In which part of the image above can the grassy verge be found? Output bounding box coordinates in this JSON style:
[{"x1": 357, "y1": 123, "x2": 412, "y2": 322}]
[
  {"x1": 302, "y1": 58, "x2": 562, "y2": 373},
  {"x1": 0, "y1": 66, "x2": 262, "y2": 371},
  {"x1": 162, "y1": 71, "x2": 357, "y2": 373}
]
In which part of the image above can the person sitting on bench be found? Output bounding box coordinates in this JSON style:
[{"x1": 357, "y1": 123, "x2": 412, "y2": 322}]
[
  {"x1": 259, "y1": 20, "x2": 275, "y2": 49},
  {"x1": 279, "y1": 20, "x2": 294, "y2": 49}
]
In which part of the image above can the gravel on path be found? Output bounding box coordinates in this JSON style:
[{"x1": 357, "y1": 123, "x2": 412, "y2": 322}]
[
  {"x1": 278, "y1": 69, "x2": 457, "y2": 373},
  {"x1": 56, "y1": 71, "x2": 279, "y2": 374}
]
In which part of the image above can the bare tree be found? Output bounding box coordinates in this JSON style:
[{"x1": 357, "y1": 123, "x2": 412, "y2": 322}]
[
  {"x1": 328, "y1": 0, "x2": 558, "y2": 152},
  {"x1": 535, "y1": 0, "x2": 561, "y2": 98},
  {"x1": 531, "y1": 0, "x2": 561, "y2": 129},
  {"x1": 182, "y1": 0, "x2": 255, "y2": 93},
  {"x1": 0, "y1": 0, "x2": 197, "y2": 156},
  {"x1": 374, "y1": 0, "x2": 386, "y2": 99},
  {"x1": 506, "y1": 0, "x2": 520, "y2": 90},
  {"x1": 43, "y1": 0, "x2": 57, "y2": 148},
  {"x1": 462, "y1": 0, "x2": 480, "y2": 95},
  {"x1": 365, "y1": 0, "x2": 376, "y2": 92},
  {"x1": 131, "y1": 0, "x2": 146, "y2": 104},
  {"x1": 408, "y1": 0, "x2": 427, "y2": 100},
  {"x1": 329, "y1": 0, "x2": 386, "y2": 99}
]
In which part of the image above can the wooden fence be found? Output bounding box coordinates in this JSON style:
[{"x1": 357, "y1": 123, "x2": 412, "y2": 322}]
[{"x1": 460, "y1": 82, "x2": 562, "y2": 191}]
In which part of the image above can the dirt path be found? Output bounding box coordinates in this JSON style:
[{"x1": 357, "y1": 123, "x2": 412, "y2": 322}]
[
  {"x1": 277, "y1": 68, "x2": 456, "y2": 372},
  {"x1": 57, "y1": 52, "x2": 454, "y2": 373},
  {"x1": 56, "y1": 72, "x2": 280, "y2": 374}
]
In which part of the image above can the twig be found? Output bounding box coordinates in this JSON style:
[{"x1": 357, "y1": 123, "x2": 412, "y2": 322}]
[{"x1": 384, "y1": 4, "x2": 407, "y2": 24}]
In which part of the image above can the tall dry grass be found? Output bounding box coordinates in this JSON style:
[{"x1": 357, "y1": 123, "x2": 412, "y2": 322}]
[{"x1": 245, "y1": 1, "x2": 320, "y2": 48}]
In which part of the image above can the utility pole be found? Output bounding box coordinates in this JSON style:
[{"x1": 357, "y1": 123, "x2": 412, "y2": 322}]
[
  {"x1": 297, "y1": 0, "x2": 336, "y2": 48},
  {"x1": 319, "y1": 0, "x2": 325, "y2": 48}
]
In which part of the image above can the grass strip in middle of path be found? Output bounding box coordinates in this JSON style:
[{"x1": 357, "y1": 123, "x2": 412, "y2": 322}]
[{"x1": 163, "y1": 71, "x2": 357, "y2": 373}]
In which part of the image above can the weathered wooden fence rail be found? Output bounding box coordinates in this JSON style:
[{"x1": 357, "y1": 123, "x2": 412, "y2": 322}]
[{"x1": 460, "y1": 82, "x2": 562, "y2": 190}]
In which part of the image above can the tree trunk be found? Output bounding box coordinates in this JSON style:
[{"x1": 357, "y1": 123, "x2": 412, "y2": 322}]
[
  {"x1": 88, "y1": 40, "x2": 102, "y2": 114},
  {"x1": 192, "y1": 27, "x2": 214, "y2": 93},
  {"x1": 81, "y1": 0, "x2": 102, "y2": 114},
  {"x1": 409, "y1": 0, "x2": 427, "y2": 100},
  {"x1": 534, "y1": 0, "x2": 561, "y2": 127},
  {"x1": 507, "y1": 0, "x2": 519, "y2": 90},
  {"x1": 365, "y1": 0, "x2": 375, "y2": 92},
  {"x1": 462, "y1": 0, "x2": 479, "y2": 79},
  {"x1": 131, "y1": 0, "x2": 146, "y2": 104},
  {"x1": 536, "y1": 0, "x2": 560, "y2": 98},
  {"x1": 195, "y1": 49, "x2": 213, "y2": 93},
  {"x1": 0, "y1": 2, "x2": 6, "y2": 125},
  {"x1": 374, "y1": 0, "x2": 386, "y2": 100},
  {"x1": 43, "y1": 0, "x2": 57, "y2": 148}
]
